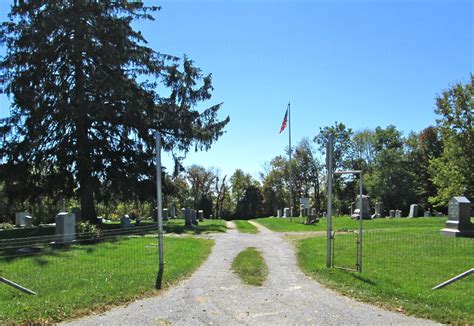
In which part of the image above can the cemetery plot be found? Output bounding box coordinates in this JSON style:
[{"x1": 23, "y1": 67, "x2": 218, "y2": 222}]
[
  {"x1": 0, "y1": 236, "x2": 213, "y2": 324},
  {"x1": 297, "y1": 229, "x2": 474, "y2": 324}
]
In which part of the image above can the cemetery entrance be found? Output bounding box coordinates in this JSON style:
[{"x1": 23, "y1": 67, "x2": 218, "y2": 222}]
[
  {"x1": 331, "y1": 230, "x2": 361, "y2": 272},
  {"x1": 326, "y1": 134, "x2": 363, "y2": 272}
]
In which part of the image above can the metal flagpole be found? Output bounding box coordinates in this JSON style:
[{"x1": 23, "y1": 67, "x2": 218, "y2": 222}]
[
  {"x1": 326, "y1": 134, "x2": 334, "y2": 268},
  {"x1": 155, "y1": 131, "x2": 164, "y2": 289},
  {"x1": 288, "y1": 102, "x2": 293, "y2": 222}
]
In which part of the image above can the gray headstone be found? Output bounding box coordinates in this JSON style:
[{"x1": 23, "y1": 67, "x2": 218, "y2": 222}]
[
  {"x1": 395, "y1": 209, "x2": 402, "y2": 218},
  {"x1": 389, "y1": 209, "x2": 395, "y2": 218},
  {"x1": 283, "y1": 207, "x2": 290, "y2": 218},
  {"x1": 190, "y1": 209, "x2": 198, "y2": 225},
  {"x1": 120, "y1": 215, "x2": 131, "y2": 228},
  {"x1": 424, "y1": 210, "x2": 432, "y2": 217},
  {"x1": 311, "y1": 208, "x2": 317, "y2": 216},
  {"x1": 184, "y1": 208, "x2": 192, "y2": 226},
  {"x1": 441, "y1": 196, "x2": 474, "y2": 237},
  {"x1": 15, "y1": 212, "x2": 29, "y2": 227},
  {"x1": 162, "y1": 208, "x2": 169, "y2": 221},
  {"x1": 56, "y1": 212, "x2": 76, "y2": 243},
  {"x1": 181, "y1": 208, "x2": 186, "y2": 219},
  {"x1": 169, "y1": 206, "x2": 176, "y2": 219},
  {"x1": 350, "y1": 202, "x2": 355, "y2": 216},
  {"x1": 408, "y1": 204, "x2": 419, "y2": 218},
  {"x1": 276, "y1": 209, "x2": 281, "y2": 218},
  {"x1": 375, "y1": 202, "x2": 384, "y2": 217},
  {"x1": 355, "y1": 195, "x2": 370, "y2": 219},
  {"x1": 299, "y1": 204, "x2": 305, "y2": 217},
  {"x1": 24, "y1": 215, "x2": 33, "y2": 228}
]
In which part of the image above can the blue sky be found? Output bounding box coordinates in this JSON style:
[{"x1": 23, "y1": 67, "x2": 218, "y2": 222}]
[{"x1": 0, "y1": 0, "x2": 472, "y2": 179}]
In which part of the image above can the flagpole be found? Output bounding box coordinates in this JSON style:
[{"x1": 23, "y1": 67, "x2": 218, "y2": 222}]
[{"x1": 288, "y1": 102, "x2": 293, "y2": 221}]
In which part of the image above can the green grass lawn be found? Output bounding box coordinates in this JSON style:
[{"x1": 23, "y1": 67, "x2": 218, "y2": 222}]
[
  {"x1": 234, "y1": 220, "x2": 258, "y2": 234},
  {"x1": 255, "y1": 216, "x2": 448, "y2": 232},
  {"x1": 296, "y1": 229, "x2": 474, "y2": 324},
  {"x1": 164, "y1": 218, "x2": 227, "y2": 234},
  {"x1": 231, "y1": 247, "x2": 268, "y2": 286},
  {"x1": 0, "y1": 236, "x2": 213, "y2": 324}
]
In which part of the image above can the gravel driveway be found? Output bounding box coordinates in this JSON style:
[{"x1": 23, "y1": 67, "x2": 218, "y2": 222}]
[{"x1": 65, "y1": 221, "x2": 437, "y2": 325}]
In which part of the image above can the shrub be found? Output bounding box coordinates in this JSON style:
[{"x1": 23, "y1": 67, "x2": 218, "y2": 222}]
[
  {"x1": 0, "y1": 222, "x2": 14, "y2": 230},
  {"x1": 76, "y1": 221, "x2": 101, "y2": 242}
]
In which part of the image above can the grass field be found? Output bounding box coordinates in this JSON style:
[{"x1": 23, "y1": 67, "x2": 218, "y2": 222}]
[
  {"x1": 234, "y1": 220, "x2": 259, "y2": 234},
  {"x1": 255, "y1": 216, "x2": 448, "y2": 232},
  {"x1": 0, "y1": 236, "x2": 213, "y2": 324},
  {"x1": 164, "y1": 218, "x2": 227, "y2": 234},
  {"x1": 296, "y1": 227, "x2": 474, "y2": 324},
  {"x1": 231, "y1": 247, "x2": 268, "y2": 286}
]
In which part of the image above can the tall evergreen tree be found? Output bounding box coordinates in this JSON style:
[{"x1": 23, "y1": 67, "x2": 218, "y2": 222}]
[{"x1": 0, "y1": 1, "x2": 229, "y2": 221}]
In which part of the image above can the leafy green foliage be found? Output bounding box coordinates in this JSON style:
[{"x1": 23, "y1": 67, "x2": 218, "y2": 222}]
[
  {"x1": 0, "y1": 1, "x2": 229, "y2": 222},
  {"x1": 429, "y1": 76, "x2": 473, "y2": 207}
]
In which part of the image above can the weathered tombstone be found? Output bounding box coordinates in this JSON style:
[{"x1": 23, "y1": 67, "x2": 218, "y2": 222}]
[
  {"x1": 374, "y1": 202, "x2": 384, "y2": 218},
  {"x1": 350, "y1": 202, "x2": 355, "y2": 216},
  {"x1": 311, "y1": 208, "x2": 317, "y2": 216},
  {"x1": 283, "y1": 207, "x2": 289, "y2": 218},
  {"x1": 191, "y1": 209, "x2": 198, "y2": 225},
  {"x1": 441, "y1": 196, "x2": 474, "y2": 237},
  {"x1": 15, "y1": 212, "x2": 29, "y2": 227},
  {"x1": 276, "y1": 209, "x2": 281, "y2": 218},
  {"x1": 395, "y1": 210, "x2": 402, "y2": 218},
  {"x1": 181, "y1": 208, "x2": 186, "y2": 219},
  {"x1": 162, "y1": 208, "x2": 169, "y2": 221},
  {"x1": 389, "y1": 210, "x2": 395, "y2": 218},
  {"x1": 299, "y1": 204, "x2": 305, "y2": 217},
  {"x1": 424, "y1": 210, "x2": 432, "y2": 217},
  {"x1": 184, "y1": 208, "x2": 193, "y2": 227},
  {"x1": 408, "y1": 204, "x2": 419, "y2": 218},
  {"x1": 120, "y1": 215, "x2": 131, "y2": 228},
  {"x1": 71, "y1": 207, "x2": 82, "y2": 221},
  {"x1": 55, "y1": 212, "x2": 75, "y2": 243},
  {"x1": 24, "y1": 215, "x2": 33, "y2": 228},
  {"x1": 198, "y1": 210, "x2": 204, "y2": 222},
  {"x1": 436, "y1": 212, "x2": 444, "y2": 217},
  {"x1": 169, "y1": 206, "x2": 176, "y2": 219},
  {"x1": 355, "y1": 195, "x2": 370, "y2": 219}
]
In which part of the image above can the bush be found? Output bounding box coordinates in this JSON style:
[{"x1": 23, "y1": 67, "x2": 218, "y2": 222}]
[
  {"x1": 0, "y1": 222, "x2": 14, "y2": 230},
  {"x1": 76, "y1": 221, "x2": 101, "y2": 242}
]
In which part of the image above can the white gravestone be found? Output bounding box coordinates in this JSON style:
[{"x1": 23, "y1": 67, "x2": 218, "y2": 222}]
[
  {"x1": 277, "y1": 209, "x2": 281, "y2": 218},
  {"x1": 408, "y1": 204, "x2": 419, "y2": 218},
  {"x1": 283, "y1": 207, "x2": 290, "y2": 218},
  {"x1": 24, "y1": 215, "x2": 33, "y2": 228},
  {"x1": 15, "y1": 212, "x2": 29, "y2": 227},
  {"x1": 56, "y1": 212, "x2": 75, "y2": 244}
]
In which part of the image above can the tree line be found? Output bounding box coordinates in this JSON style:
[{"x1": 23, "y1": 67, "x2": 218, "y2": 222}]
[
  {"x1": 163, "y1": 76, "x2": 472, "y2": 219},
  {"x1": 0, "y1": 1, "x2": 471, "y2": 223}
]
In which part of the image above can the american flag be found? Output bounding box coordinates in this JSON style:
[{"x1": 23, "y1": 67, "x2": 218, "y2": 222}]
[{"x1": 279, "y1": 108, "x2": 288, "y2": 133}]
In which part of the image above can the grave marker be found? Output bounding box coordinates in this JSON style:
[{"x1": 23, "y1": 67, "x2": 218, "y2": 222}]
[
  {"x1": 441, "y1": 196, "x2": 474, "y2": 237},
  {"x1": 55, "y1": 212, "x2": 75, "y2": 243},
  {"x1": 408, "y1": 204, "x2": 419, "y2": 218}
]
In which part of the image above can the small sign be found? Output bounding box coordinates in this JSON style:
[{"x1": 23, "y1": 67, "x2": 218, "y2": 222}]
[{"x1": 300, "y1": 198, "x2": 310, "y2": 209}]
